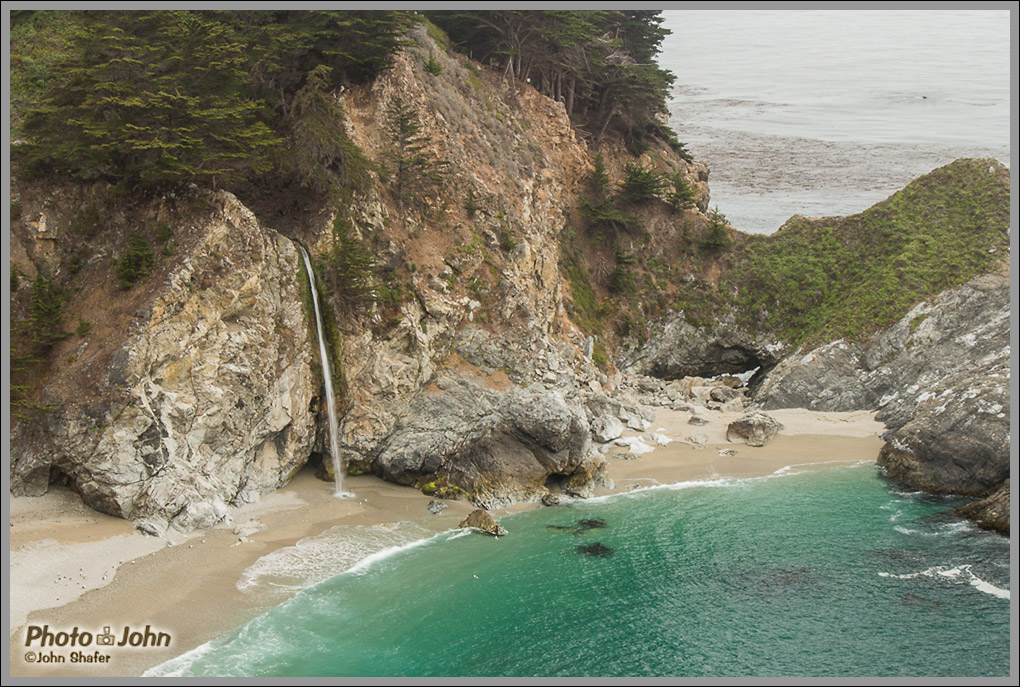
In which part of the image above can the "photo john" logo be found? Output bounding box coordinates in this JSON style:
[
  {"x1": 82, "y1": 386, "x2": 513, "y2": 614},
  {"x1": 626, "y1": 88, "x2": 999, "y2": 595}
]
[{"x1": 25, "y1": 624, "x2": 171, "y2": 648}]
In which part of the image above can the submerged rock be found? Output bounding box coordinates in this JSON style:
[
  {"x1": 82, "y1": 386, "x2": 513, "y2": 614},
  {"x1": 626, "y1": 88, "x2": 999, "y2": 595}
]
[
  {"x1": 459, "y1": 509, "x2": 507, "y2": 536},
  {"x1": 726, "y1": 412, "x2": 783, "y2": 447},
  {"x1": 575, "y1": 542, "x2": 613, "y2": 557}
]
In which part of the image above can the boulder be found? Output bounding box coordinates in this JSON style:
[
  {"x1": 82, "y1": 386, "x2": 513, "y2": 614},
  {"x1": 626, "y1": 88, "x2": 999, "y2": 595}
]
[
  {"x1": 590, "y1": 415, "x2": 624, "y2": 443},
  {"x1": 459, "y1": 509, "x2": 507, "y2": 536},
  {"x1": 710, "y1": 386, "x2": 743, "y2": 403},
  {"x1": 427, "y1": 500, "x2": 448, "y2": 515},
  {"x1": 368, "y1": 375, "x2": 606, "y2": 508},
  {"x1": 726, "y1": 412, "x2": 783, "y2": 447},
  {"x1": 955, "y1": 481, "x2": 1009, "y2": 535}
]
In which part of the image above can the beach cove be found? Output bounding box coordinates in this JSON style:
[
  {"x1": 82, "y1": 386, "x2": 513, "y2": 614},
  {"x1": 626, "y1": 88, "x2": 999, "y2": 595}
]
[{"x1": 11, "y1": 406, "x2": 895, "y2": 678}]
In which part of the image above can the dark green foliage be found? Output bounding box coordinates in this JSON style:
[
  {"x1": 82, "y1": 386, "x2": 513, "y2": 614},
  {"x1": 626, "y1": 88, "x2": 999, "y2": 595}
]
[
  {"x1": 116, "y1": 232, "x2": 155, "y2": 289},
  {"x1": 20, "y1": 12, "x2": 281, "y2": 188},
  {"x1": 26, "y1": 275, "x2": 68, "y2": 348},
  {"x1": 586, "y1": 153, "x2": 612, "y2": 201},
  {"x1": 277, "y1": 64, "x2": 374, "y2": 199},
  {"x1": 608, "y1": 248, "x2": 636, "y2": 294},
  {"x1": 617, "y1": 164, "x2": 668, "y2": 205},
  {"x1": 325, "y1": 213, "x2": 377, "y2": 314},
  {"x1": 424, "y1": 55, "x2": 443, "y2": 75},
  {"x1": 427, "y1": 11, "x2": 676, "y2": 146},
  {"x1": 701, "y1": 207, "x2": 732, "y2": 251},
  {"x1": 155, "y1": 222, "x2": 173, "y2": 243},
  {"x1": 239, "y1": 10, "x2": 414, "y2": 99},
  {"x1": 731, "y1": 159, "x2": 1010, "y2": 345},
  {"x1": 578, "y1": 153, "x2": 638, "y2": 237},
  {"x1": 384, "y1": 96, "x2": 450, "y2": 211},
  {"x1": 665, "y1": 172, "x2": 697, "y2": 211},
  {"x1": 11, "y1": 202, "x2": 23, "y2": 221},
  {"x1": 499, "y1": 227, "x2": 519, "y2": 253},
  {"x1": 13, "y1": 10, "x2": 411, "y2": 193},
  {"x1": 9, "y1": 11, "x2": 84, "y2": 132},
  {"x1": 76, "y1": 316, "x2": 92, "y2": 337}
]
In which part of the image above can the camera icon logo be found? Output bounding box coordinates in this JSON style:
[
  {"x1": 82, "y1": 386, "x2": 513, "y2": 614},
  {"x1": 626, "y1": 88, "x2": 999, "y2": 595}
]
[{"x1": 96, "y1": 627, "x2": 116, "y2": 646}]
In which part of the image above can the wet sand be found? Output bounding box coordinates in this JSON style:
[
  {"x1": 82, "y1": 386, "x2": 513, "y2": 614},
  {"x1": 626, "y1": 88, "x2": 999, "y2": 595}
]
[{"x1": 8, "y1": 407, "x2": 884, "y2": 677}]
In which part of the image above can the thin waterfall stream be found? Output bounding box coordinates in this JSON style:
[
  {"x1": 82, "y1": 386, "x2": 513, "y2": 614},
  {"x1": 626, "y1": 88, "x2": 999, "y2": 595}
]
[{"x1": 297, "y1": 243, "x2": 352, "y2": 498}]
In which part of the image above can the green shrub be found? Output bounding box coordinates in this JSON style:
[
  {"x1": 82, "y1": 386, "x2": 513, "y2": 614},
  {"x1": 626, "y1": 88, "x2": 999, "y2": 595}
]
[
  {"x1": 665, "y1": 171, "x2": 697, "y2": 211},
  {"x1": 116, "y1": 232, "x2": 155, "y2": 289},
  {"x1": 326, "y1": 213, "x2": 377, "y2": 313},
  {"x1": 499, "y1": 227, "x2": 518, "y2": 253},
  {"x1": 700, "y1": 207, "x2": 732, "y2": 252},
  {"x1": 617, "y1": 164, "x2": 668, "y2": 205},
  {"x1": 424, "y1": 55, "x2": 443, "y2": 76}
]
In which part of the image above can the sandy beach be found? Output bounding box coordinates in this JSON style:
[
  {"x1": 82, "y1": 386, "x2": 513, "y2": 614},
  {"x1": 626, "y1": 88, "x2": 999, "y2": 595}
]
[{"x1": 8, "y1": 407, "x2": 884, "y2": 678}]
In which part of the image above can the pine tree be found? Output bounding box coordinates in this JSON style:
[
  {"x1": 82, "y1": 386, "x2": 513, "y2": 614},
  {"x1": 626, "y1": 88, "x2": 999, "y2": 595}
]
[
  {"x1": 280, "y1": 64, "x2": 373, "y2": 198},
  {"x1": 384, "y1": 96, "x2": 449, "y2": 211},
  {"x1": 665, "y1": 171, "x2": 697, "y2": 211}
]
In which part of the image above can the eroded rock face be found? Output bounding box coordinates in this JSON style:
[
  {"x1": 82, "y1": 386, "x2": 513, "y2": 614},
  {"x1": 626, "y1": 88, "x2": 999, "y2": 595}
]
[
  {"x1": 362, "y1": 375, "x2": 606, "y2": 509},
  {"x1": 621, "y1": 312, "x2": 787, "y2": 380},
  {"x1": 11, "y1": 191, "x2": 318, "y2": 533},
  {"x1": 754, "y1": 271, "x2": 1010, "y2": 525}
]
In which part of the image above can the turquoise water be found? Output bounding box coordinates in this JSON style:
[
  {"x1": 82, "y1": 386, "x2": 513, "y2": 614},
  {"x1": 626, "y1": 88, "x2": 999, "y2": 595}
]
[{"x1": 151, "y1": 465, "x2": 1010, "y2": 677}]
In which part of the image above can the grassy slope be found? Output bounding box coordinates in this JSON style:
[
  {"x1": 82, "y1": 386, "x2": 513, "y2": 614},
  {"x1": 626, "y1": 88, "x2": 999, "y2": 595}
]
[{"x1": 720, "y1": 158, "x2": 1010, "y2": 346}]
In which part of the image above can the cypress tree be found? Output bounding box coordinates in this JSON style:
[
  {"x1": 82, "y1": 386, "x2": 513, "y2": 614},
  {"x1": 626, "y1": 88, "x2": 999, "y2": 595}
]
[{"x1": 20, "y1": 11, "x2": 280, "y2": 188}]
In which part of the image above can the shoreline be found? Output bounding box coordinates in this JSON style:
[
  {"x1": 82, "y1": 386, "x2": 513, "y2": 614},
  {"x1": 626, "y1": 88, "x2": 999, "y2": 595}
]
[{"x1": 8, "y1": 407, "x2": 885, "y2": 678}]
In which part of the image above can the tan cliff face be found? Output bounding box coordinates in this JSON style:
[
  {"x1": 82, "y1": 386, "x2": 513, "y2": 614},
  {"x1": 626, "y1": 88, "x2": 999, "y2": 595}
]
[
  {"x1": 11, "y1": 189, "x2": 319, "y2": 534},
  {"x1": 9, "y1": 26, "x2": 702, "y2": 530}
]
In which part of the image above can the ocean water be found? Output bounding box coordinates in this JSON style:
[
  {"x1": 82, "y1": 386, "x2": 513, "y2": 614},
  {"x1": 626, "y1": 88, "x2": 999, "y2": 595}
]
[
  {"x1": 149, "y1": 465, "x2": 1010, "y2": 677},
  {"x1": 660, "y1": 10, "x2": 1012, "y2": 233}
]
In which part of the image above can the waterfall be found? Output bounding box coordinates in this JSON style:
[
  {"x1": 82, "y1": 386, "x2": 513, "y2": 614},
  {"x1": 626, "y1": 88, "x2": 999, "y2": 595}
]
[{"x1": 297, "y1": 244, "x2": 352, "y2": 498}]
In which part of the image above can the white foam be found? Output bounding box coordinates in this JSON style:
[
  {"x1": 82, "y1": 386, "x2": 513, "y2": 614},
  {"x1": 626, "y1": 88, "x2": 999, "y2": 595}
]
[
  {"x1": 236, "y1": 522, "x2": 431, "y2": 592},
  {"x1": 344, "y1": 536, "x2": 435, "y2": 576},
  {"x1": 879, "y1": 564, "x2": 1009, "y2": 600},
  {"x1": 143, "y1": 638, "x2": 218, "y2": 677}
]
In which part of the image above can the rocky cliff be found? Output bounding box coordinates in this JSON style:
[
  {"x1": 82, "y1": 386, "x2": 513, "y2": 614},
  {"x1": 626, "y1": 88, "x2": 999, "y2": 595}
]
[
  {"x1": 9, "y1": 26, "x2": 702, "y2": 530},
  {"x1": 750, "y1": 269, "x2": 1011, "y2": 532},
  {"x1": 10, "y1": 189, "x2": 318, "y2": 533},
  {"x1": 8, "y1": 25, "x2": 1009, "y2": 536}
]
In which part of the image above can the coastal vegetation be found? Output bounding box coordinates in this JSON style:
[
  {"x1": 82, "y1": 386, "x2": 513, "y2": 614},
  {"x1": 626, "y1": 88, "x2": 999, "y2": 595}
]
[{"x1": 727, "y1": 159, "x2": 1010, "y2": 345}]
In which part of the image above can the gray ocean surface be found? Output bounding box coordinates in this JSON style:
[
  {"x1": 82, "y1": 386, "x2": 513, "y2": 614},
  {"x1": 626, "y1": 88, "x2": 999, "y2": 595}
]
[{"x1": 660, "y1": 9, "x2": 1011, "y2": 234}]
